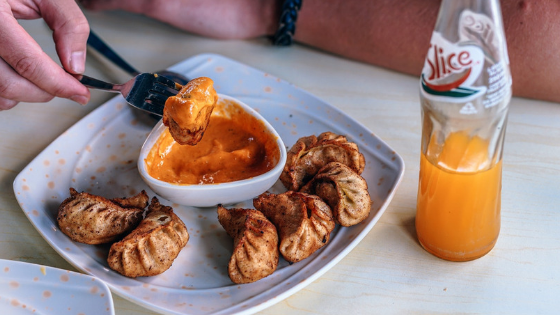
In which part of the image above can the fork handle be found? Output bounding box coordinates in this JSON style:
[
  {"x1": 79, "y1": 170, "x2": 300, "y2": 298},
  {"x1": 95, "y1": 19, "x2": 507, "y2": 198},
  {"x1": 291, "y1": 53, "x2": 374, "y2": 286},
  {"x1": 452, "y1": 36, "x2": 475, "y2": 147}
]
[
  {"x1": 87, "y1": 30, "x2": 141, "y2": 77},
  {"x1": 72, "y1": 74, "x2": 122, "y2": 93}
]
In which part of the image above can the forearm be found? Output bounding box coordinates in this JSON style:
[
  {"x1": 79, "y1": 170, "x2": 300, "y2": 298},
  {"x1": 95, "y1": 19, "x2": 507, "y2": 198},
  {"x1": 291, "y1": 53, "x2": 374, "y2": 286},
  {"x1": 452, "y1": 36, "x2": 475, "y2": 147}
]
[
  {"x1": 294, "y1": 0, "x2": 438, "y2": 77},
  {"x1": 500, "y1": 0, "x2": 560, "y2": 103},
  {"x1": 294, "y1": 0, "x2": 560, "y2": 103}
]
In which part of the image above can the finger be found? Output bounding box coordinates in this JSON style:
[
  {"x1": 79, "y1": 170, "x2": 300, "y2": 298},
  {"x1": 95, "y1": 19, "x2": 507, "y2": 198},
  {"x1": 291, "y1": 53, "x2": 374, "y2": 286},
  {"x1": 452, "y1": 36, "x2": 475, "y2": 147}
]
[
  {"x1": 0, "y1": 96, "x2": 18, "y2": 111},
  {"x1": 0, "y1": 58, "x2": 54, "y2": 103},
  {"x1": 39, "y1": 0, "x2": 90, "y2": 74},
  {"x1": 7, "y1": 0, "x2": 41, "y2": 19},
  {"x1": 0, "y1": 10, "x2": 90, "y2": 104}
]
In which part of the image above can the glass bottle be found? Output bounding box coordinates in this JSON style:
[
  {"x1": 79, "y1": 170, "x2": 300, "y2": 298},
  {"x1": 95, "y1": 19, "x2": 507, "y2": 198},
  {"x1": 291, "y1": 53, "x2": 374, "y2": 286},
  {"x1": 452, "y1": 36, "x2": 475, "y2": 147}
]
[{"x1": 416, "y1": 0, "x2": 511, "y2": 261}]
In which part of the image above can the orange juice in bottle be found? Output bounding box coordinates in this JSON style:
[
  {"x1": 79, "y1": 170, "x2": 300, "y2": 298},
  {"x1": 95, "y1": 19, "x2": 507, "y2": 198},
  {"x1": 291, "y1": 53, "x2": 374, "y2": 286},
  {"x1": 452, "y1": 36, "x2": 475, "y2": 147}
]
[
  {"x1": 416, "y1": 132, "x2": 502, "y2": 261},
  {"x1": 416, "y1": 0, "x2": 511, "y2": 261}
]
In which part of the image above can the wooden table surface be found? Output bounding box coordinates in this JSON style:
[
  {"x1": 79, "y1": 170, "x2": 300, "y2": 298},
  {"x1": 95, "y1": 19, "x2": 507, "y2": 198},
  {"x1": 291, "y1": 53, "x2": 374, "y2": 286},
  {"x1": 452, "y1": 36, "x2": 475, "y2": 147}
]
[{"x1": 2, "y1": 10, "x2": 559, "y2": 315}]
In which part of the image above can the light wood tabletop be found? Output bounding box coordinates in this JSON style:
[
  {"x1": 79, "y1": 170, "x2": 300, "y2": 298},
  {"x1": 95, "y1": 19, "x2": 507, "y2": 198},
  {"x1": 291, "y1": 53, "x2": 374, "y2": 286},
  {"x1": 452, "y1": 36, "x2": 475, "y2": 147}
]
[{"x1": 2, "y1": 10, "x2": 559, "y2": 315}]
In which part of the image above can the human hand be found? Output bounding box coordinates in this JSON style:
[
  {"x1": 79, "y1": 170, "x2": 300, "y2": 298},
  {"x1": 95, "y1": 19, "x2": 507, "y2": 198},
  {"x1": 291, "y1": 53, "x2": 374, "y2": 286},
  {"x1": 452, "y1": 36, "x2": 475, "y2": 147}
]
[
  {"x1": 0, "y1": 0, "x2": 90, "y2": 110},
  {"x1": 80, "y1": 0, "x2": 279, "y2": 39}
]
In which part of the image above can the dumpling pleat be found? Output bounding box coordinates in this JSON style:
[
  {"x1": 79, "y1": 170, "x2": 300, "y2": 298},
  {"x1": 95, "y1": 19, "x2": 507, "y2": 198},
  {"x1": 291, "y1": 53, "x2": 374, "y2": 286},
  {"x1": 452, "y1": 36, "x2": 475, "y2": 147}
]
[
  {"x1": 57, "y1": 189, "x2": 146, "y2": 244},
  {"x1": 218, "y1": 206, "x2": 279, "y2": 284},
  {"x1": 300, "y1": 162, "x2": 371, "y2": 227},
  {"x1": 107, "y1": 197, "x2": 189, "y2": 278},
  {"x1": 254, "y1": 192, "x2": 335, "y2": 263},
  {"x1": 280, "y1": 132, "x2": 366, "y2": 191}
]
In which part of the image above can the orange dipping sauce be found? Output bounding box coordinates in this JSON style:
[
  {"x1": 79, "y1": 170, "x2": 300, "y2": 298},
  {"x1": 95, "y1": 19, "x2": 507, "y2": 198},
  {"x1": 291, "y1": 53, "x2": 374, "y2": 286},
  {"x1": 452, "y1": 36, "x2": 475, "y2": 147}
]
[
  {"x1": 416, "y1": 132, "x2": 502, "y2": 261},
  {"x1": 145, "y1": 99, "x2": 280, "y2": 185}
]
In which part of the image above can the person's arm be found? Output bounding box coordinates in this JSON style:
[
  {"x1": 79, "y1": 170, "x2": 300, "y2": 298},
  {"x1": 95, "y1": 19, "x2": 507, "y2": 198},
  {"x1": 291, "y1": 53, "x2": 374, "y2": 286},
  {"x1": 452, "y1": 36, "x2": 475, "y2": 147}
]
[
  {"x1": 296, "y1": 0, "x2": 437, "y2": 79},
  {"x1": 499, "y1": 0, "x2": 560, "y2": 103},
  {"x1": 0, "y1": 0, "x2": 90, "y2": 110},
  {"x1": 83, "y1": 0, "x2": 560, "y2": 103},
  {"x1": 294, "y1": 0, "x2": 560, "y2": 103},
  {"x1": 81, "y1": 0, "x2": 281, "y2": 39}
]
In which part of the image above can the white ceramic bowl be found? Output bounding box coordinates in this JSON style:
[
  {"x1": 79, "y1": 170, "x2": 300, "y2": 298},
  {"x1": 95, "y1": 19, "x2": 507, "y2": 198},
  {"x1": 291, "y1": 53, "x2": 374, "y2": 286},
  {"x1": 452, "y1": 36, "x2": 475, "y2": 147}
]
[{"x1": 138, "y1": 94, "x2": 287, "y2": 207}]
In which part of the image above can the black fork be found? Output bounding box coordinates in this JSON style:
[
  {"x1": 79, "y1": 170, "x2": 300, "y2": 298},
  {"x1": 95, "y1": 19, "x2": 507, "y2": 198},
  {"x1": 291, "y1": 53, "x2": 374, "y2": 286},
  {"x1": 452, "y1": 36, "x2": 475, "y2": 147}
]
[{"x1": 73, "y1": 73, "x2": 182, "y2": 116}]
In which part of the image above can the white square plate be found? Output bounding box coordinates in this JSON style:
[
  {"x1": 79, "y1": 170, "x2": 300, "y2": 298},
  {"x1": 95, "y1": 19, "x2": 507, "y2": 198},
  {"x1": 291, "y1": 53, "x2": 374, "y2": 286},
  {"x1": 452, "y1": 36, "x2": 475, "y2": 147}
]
[{"x1": 13, "y1": 54, "x2": 404, "y2": 315}]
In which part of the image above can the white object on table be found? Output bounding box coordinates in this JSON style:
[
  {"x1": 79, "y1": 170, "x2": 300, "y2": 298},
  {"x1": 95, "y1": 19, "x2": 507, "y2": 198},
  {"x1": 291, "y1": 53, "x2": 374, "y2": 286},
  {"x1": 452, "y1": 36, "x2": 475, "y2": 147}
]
[{"x1": 0, "y1": 259, "x2": 114, "y2": 315}]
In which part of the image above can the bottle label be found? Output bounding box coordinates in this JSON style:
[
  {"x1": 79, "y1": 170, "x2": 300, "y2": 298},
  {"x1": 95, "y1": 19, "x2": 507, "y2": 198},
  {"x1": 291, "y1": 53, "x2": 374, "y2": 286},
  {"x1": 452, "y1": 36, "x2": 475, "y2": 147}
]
[
  {"x1": 421, "y1": 32, "x2": 486, "y2": 103},
  {"x1": 483, "y1": 60, "x2": 510, "y2": 108},
  {"x1": 421, "y1": 10, "x2": 511, "y2": 107}
]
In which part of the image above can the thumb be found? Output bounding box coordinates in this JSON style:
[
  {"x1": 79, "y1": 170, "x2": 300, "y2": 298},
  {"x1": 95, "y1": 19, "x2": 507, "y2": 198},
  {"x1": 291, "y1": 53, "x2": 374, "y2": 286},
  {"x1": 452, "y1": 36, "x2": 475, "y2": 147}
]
[{"x1": 40, "y1": 0, "x2": 90, "y2": 74}]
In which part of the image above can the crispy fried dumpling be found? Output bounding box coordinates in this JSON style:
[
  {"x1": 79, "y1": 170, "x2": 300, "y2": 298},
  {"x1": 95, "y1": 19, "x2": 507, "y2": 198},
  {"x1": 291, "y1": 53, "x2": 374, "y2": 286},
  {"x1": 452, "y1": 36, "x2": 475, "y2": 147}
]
[
  {"x1": 57, "y1": 188, "x2": 147, "y2": 245},
  {"x1": 163, "y1": 77, "x2": 218, "y2": 145},
  {"x1": 107, "y1": 197, "x2": 189, "y2": 278},
  {"x1": 253, "y1": 191, "x2": 335, "y2": 263},
  {"x1": 112, "y1": 191, "x2": 150, "y2": 209},
  {"x1": 300, "y1": 162, "x2": 371, "y2": 226},
  {"x1": 280, "y1": 132, "x2": 366, "y2": 191},
  {"x1": 217, "y1": 205, "x2": 279, "y2": 284}
]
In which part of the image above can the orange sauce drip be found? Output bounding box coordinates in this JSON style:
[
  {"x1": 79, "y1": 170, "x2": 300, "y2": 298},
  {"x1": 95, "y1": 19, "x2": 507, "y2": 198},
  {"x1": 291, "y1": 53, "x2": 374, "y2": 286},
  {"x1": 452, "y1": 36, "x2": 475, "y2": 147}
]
[
  {"x1": 146, "y1": 100, "x2": 280, "y2": 185},
  {"x1": 416, "y1": 132, "x2": 502, "y2": 261}
]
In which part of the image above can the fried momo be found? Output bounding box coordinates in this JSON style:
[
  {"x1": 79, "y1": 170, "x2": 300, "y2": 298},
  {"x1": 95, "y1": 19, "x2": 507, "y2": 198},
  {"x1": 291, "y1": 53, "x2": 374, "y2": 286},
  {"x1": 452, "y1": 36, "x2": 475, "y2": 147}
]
[
  {"x1": 217, "y1": 205, "x2": 279, "y2": 284},
  {"x1": 253, "y1": 191, "x2": 335, "y2": 263},
  {"x1": 107, "y1": 197, "x2": 189, "y2": 278},
  {"x1": 57, "y1": 188, "x2": 147, "y2": 245},
  {"x1": 280, "y1": 132, "x2": 366, "y2": 191},
  {"x1": 301, "y1": 162, "x2": 371, "y2": 226},
  {"x1": 163, "y1": 77, "x2": 218, "y2": 145}
]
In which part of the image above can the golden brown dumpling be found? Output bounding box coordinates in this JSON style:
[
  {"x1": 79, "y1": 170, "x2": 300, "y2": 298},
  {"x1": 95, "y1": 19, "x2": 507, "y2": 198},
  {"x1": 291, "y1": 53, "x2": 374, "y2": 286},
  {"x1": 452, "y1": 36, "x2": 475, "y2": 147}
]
[
  {"x1": 300, "y1": 162, "x2": 371, "y2": 226},
  {"x1": 253, "y1": 191, "x2": 335, "y2": 263},
  {"x1": 217, "y1": 205, "x2": 279, "y2": 284},
  {"x1": 163, "y1": 77, "x2": 218, "y2": 145},
  {"x1": 112, "y1": 192, "x2": 150, "y2": 209},
  {"x1": 57, "y1": 188, "x2": 147, "y2": 245},
  {"x1": 107, "y1": 197, "x2": 189, "y2": 278},
  {"x1": 280, "y1": 132, "x2": 365, "y2": 191}
]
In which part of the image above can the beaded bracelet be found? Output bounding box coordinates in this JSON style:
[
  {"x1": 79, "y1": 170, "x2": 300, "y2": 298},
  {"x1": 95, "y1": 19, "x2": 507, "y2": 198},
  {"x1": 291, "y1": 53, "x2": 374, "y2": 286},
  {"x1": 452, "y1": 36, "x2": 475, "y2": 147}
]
[{"x1": 272, "y1": 0, "x2": 303, "y2": 46}]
